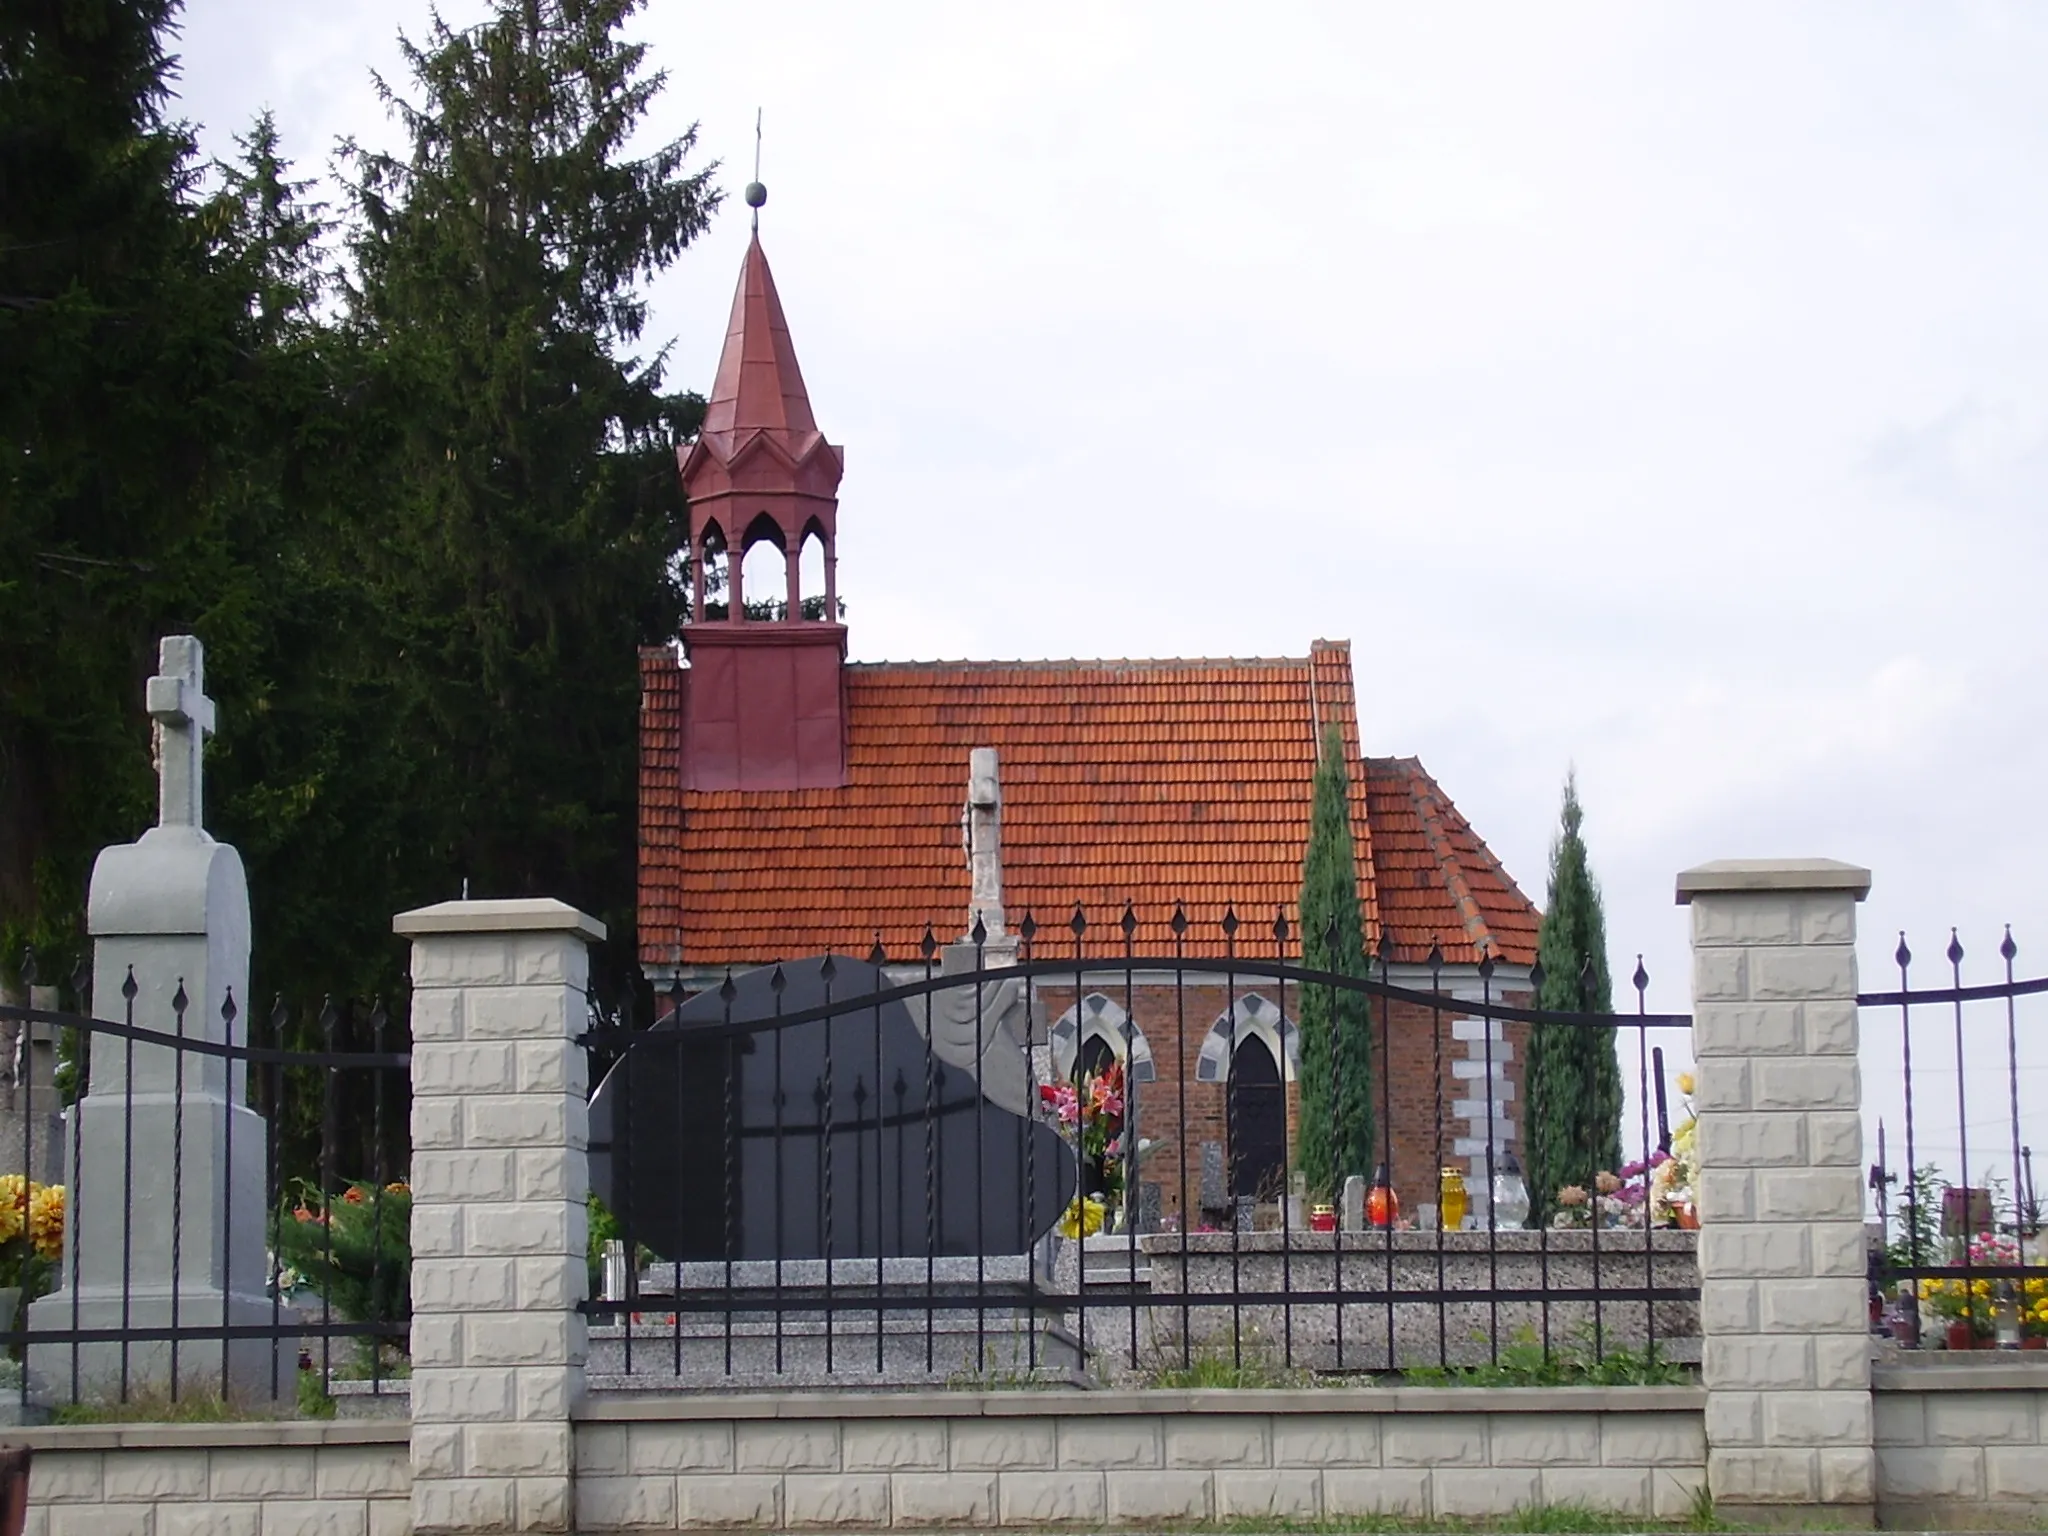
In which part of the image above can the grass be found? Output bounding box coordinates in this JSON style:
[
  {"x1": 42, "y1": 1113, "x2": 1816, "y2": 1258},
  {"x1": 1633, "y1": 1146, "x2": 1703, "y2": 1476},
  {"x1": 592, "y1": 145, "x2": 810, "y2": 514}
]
[
  {"x1": 1397, "y1": 1326, "x2": 1693, "y2": 1388},
  {"x1": 1186, "y1": 1499, "x2": 1720, "y2": 1534},
  {"x1": 1144, "y1": 1353, "x2": 1323, "y2": 1390},
  {"x1": 1130, "y1": 1323, "x2": 1693, "y2": 1391},
  {"x1": 45, "y1": 1369, "x2": 334, "y2": 1425}
]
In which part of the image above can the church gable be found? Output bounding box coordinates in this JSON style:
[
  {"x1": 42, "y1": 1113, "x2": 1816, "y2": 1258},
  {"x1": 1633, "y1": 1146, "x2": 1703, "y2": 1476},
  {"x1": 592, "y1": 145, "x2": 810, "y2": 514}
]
[
  {"x1": 638, "y1": 649, "x2": 1371, "y2": 967},
  {"x1": 637, "y1": 227, "x2": 1539, "y2": 978}
]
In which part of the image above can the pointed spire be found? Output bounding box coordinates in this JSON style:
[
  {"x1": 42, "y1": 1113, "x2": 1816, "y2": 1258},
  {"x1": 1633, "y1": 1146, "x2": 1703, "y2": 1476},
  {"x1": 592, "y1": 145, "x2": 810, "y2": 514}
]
[{"x1": 701, "y1": 236, "x2": 819, "y2": 445}]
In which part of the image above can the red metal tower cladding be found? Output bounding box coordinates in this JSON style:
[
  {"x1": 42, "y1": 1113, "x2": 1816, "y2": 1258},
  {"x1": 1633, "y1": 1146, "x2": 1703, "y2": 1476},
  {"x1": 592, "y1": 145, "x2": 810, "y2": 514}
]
[{"x1": 676, "y1": 233, "x2": 848, "y2": 790}]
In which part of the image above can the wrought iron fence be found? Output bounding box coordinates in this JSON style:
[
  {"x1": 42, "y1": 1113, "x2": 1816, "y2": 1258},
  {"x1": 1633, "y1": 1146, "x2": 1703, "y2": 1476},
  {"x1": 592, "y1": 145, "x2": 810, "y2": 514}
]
[
  {"x1": 1865, "y1": 928, "x2": 2048, "y2": 1350},
  {"x1": 0, "y1": 951, "x2": 409, "y2": 1411},
  {"x1": 582, "y1": 906, "x2": 1700, "y2": 1388}
]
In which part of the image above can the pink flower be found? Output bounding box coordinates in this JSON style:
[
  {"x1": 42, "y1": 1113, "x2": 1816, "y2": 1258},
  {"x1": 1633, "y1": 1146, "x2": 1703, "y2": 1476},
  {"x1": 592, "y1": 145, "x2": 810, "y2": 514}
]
[{"x1": 1039, "y1": 1083, "x2": 1080, "y2": 1125}]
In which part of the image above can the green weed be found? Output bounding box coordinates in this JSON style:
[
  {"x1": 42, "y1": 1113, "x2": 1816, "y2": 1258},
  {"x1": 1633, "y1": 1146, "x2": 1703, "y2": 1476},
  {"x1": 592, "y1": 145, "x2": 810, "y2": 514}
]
[{"x1": 1399, "y1": 1325, "x2": 1692, "y2": 1387}]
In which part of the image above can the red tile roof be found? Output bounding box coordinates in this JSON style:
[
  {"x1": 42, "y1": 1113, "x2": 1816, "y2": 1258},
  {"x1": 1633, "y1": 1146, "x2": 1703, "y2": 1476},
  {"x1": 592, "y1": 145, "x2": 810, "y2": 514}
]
[
  {"x1": 1364, "y1": 757, "x2": 1541, "y2": 967},
  {"x1": 638, "y1": 642, "x2": 1539, "y2": 970}
]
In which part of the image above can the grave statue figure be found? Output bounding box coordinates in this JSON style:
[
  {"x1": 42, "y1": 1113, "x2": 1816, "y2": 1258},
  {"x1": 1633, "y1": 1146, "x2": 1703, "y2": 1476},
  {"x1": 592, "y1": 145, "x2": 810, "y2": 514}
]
[{"x1": 923, "y1": 946, "x2": 1036, "y2": 1117}]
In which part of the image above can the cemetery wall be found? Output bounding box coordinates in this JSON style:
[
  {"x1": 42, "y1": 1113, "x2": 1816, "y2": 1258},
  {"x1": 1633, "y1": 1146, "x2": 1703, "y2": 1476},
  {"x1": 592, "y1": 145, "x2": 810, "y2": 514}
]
[
  {"x1": 572, "y1": 1386, "x2": 1708, "y2": 1530},
  {"x1": 1873, "y1": 1362, "x2": 2048, "y2": 1527},
  {"x1": 14, "y1": 1378, "x2": 2048, "y2": 1532},
  {"x1": 9, "y1": 1419, "x2": 409, "y2": 1535}
]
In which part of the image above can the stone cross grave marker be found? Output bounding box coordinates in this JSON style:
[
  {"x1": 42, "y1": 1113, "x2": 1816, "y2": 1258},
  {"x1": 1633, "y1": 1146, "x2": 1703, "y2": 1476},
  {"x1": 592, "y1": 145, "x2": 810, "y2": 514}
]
[
  {"x1": 28, "y1": 635, "x2": 278, "y2": 1403},
  {"x1": 145, "y1": 634, "x2": 215, "y2": 829},
  {"x1": 961, "y1": 746, "x2": 1008, "y2": 943}
]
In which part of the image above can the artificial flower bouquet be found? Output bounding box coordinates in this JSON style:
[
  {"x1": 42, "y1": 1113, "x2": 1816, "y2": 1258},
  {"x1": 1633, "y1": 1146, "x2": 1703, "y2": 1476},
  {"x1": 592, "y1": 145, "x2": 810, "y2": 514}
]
[
  {"x1": 1042, "y1": 1061, "x2": 1125, "y2": 1237},
  {"x1": 0, "y1": 1175, "x2": 64, "y2": 1305},
  {"x1": 1549, "y1": 1070, "x2": 1699, "y2": 1231}
]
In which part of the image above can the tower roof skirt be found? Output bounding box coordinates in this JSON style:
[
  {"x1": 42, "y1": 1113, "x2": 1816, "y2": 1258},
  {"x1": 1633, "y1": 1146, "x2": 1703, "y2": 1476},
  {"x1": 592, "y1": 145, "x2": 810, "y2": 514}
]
[{"x1": 702, "y1": 234, "x2": 818, "y2": 443}]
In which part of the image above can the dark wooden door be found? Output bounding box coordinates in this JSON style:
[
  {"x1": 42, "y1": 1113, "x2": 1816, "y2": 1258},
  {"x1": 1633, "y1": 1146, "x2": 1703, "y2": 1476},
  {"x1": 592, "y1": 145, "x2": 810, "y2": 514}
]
[{"x1": 1228, "y1": 1034, "x2": 1285, "y2": 1199}]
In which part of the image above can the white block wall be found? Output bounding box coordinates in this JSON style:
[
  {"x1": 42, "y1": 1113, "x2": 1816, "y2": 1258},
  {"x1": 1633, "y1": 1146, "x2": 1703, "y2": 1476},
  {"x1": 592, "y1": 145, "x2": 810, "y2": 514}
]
[
  {"x1": 396, "y1": 899, "x2": 604, "y2": 1536},
  {"x1": 1875, "y1": 1370, "x2": 2048, "y2": 1524},
  {"x1": 573, "y1": 1391, "x2": 1706, "y2": 1530},
  {"x1": 13, "y1": 1421, "x2": 408, "y2": 1536},
  {"x1": 1679, "y1": 860, "x2": 1875, "y2": 1514}
]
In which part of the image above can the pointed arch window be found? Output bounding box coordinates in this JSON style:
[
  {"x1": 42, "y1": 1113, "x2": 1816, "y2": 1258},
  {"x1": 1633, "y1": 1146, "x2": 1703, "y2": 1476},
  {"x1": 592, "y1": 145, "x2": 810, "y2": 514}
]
[
  {"x1": 1195, "y1": 995, "x2": 1298, "y2": 1083},
  {"x1": 1048, "y1": 993, "x2": 1155, "y2": 1083}
]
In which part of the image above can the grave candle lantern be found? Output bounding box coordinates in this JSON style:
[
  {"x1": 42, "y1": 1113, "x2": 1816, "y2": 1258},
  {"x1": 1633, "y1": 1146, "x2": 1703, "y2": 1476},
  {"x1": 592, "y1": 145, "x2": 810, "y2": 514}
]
[
  {"x1": 1492, "y1": 1151, "x2": 1531, "y2": 1230},
  {"x1": 1366, "y1": 1164, "x2": 1399, "y2": 1228}
]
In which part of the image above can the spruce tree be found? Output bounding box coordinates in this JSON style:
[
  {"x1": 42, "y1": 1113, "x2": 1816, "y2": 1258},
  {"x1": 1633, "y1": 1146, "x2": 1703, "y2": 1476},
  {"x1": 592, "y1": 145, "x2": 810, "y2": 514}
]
[
  {"x1": 1522, "y1": 772, "x2": 1623, "y2": 1226},
  {"x1": 1294, "y1": 725, "x2": 1375, "y2": 1197},
  {"x1": 338, "y1": 0, "x2": 718, "y2": 965},
  {"x1": 0, "y1": 0, "x2": 254, "y2": 975}
]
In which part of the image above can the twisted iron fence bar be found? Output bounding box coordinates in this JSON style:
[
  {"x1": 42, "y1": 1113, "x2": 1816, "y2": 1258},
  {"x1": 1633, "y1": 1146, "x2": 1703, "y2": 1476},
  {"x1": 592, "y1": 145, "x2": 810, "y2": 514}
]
[
  {"x1": 0, "y1": 986, "x2": 409, "y2": 1407},
  {"x1": 1864, "y1": 930, "x2": 2048, "y2": 1339},
  {"x1": 586, "y1": 934, "x2": 1698, "y2": 1384}
]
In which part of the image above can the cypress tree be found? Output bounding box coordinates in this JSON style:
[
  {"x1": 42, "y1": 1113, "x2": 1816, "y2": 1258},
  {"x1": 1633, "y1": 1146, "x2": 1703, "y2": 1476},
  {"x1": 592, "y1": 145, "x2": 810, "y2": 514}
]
[
  {"x1": 1522, "y1": 772, "x2": 1623, "y2": 1226},
  {"x1": 1294, "y1": 724, "x2": 1374, "y2": 1198}
]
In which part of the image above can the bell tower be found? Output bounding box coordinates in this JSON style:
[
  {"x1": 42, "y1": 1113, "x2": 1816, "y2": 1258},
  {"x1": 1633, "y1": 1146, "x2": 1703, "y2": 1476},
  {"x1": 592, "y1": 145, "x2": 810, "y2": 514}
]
[{"x1": 676, "y1": 200, "x2": 848, "y2": 790}]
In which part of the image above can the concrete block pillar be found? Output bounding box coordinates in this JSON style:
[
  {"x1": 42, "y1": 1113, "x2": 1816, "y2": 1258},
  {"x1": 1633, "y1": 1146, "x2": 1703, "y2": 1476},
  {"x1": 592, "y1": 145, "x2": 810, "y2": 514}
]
[
  {"x1": 1677, "y1": 859, "x2": 1873, "y2": 1521},
  {"x1": 395, "y1": 899, "x2": 603, "y2": 1535}
]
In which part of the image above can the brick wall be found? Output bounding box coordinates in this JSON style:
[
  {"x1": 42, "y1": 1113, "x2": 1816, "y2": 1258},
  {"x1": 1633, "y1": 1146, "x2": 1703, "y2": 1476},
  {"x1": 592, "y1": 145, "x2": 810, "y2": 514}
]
[
  {"x1": 1033, "y1": 981, "x2": 1525, "y2": 1224},
  {"x1": 572, "y1": 1388, "x2": 1706, "y2": 1530}
]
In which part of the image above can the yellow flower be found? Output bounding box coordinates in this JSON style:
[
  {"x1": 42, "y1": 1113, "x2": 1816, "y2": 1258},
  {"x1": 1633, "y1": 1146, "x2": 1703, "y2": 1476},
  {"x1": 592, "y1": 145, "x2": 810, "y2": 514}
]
[
  {"x1": 1676, "y1": 1071, "x2": 1696, "y2": 1097},
  {"x1": 0, "y1": 1175, "x2": 26, "y2": 1245},
  {"x1": 1057, "y1": 1196, "x2": 1107, "y2": 1239},
  {"x1": 28, "y1": 1185, "x2": 63, "y2": 1261}
]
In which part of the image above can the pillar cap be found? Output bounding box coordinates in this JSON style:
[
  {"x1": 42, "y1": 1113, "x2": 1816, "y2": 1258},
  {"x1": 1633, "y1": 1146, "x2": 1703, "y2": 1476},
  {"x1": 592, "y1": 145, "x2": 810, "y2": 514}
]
[
  {"x1": 393, "y1": 897, "x2": 607, "y2": 942},
  {"x1": 1675, "y1": 859, "x2": 1870, "y2": 904}
]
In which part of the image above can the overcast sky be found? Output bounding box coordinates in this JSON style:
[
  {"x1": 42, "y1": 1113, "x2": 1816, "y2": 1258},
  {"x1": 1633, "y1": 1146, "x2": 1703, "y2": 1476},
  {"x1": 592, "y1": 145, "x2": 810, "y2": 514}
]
[{"x1": 167, "y1": 1, "x2": 2048, "y2": 1195}]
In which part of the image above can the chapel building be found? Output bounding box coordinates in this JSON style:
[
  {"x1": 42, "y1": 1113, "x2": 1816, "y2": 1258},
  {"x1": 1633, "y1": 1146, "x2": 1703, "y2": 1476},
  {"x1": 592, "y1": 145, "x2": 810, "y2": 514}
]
[{"x1": 637, "y1": 230, "x2": 1544, "y2": 1229}]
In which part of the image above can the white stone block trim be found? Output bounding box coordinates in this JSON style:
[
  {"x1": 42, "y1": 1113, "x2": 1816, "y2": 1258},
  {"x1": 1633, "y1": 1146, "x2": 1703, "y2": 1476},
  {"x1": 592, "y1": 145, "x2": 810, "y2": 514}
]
[
  {"x1": 397, "y1": 898, "x2": 603, "y2": 1536},
  {"x1": 1872, "y1": 1373, "x2": 2048, "y2": 1523},
  {"x1": 1679, "y1": 859, "x2": 1874, "y2": 1515},
  {"x1": 13, "y1": 1421, "x2": 407, "y2": 1535},
  {"x1": 572, "y1": 1391, "x2": 1706, "y2": 1529}
]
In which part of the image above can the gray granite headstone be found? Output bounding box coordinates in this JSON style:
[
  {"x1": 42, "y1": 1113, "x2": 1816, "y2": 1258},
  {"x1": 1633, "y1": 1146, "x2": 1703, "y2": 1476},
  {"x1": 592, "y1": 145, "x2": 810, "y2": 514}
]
[
  {"x1": 589, "y1": 955, "x2": 1075, "y2": 1261},
  {"x1": 1341, "y1": 1173, "x2": 1366, "y2": 1233},
  {"x1": 1200, "y1": 1141, "x2": 1225, "y2": 1210},
  {"x1": 0, "y1": 997, "x2": 65, "y2": 1184},
  {"x1": 1137, "y1": 1181, "x2": 1162, "y2": 1235},
  {"x1": 27, "y1": 637, "x2": 279, "y2": 1402}
]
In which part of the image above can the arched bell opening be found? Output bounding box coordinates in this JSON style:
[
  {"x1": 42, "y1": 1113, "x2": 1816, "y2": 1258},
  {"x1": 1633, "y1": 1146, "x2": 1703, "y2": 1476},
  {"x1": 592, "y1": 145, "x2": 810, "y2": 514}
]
[
  {"x1": 692, "y1": 519, "x2": 730, "y2": 621},
  {"x1": 798, "y1": 519, "x2": 833, "y2": 621},
  {"x1": 738, "y1": 512, "x2": 790, "y2": 621}
]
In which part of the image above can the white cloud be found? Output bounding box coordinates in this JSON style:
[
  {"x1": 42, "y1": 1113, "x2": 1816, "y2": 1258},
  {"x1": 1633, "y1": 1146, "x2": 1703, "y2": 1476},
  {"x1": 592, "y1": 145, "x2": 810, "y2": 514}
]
[{"x1": 167, "y1": 0, "x2": 2048, "y2": 1181}]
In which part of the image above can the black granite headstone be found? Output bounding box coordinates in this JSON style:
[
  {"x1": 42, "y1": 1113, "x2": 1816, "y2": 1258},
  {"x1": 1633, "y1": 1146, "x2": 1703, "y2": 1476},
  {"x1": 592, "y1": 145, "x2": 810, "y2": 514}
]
[{"x1": 589, "y1": 957, "x2": 1077, "y2": 1262}]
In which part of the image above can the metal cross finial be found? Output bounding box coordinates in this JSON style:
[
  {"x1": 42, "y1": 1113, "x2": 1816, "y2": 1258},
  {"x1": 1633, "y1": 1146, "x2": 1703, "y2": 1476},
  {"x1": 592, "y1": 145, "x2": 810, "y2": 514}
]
[
  {"x1": 744, "y1": 108, "x2": 767, "y2": 233},
  {"x1": 145, "y1": 635, "x2": 216, "y2": 829}
]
